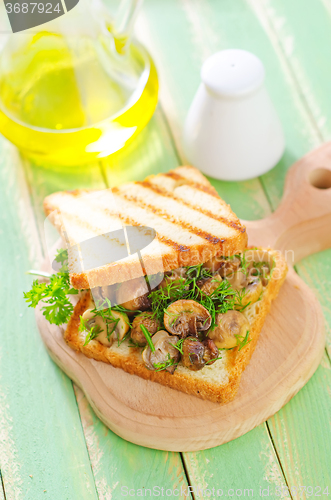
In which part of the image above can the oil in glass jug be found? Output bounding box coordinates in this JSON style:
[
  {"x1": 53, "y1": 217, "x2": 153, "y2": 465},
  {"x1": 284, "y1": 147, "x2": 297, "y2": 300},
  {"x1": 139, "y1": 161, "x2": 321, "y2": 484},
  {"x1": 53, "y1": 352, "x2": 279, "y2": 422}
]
[{"x1": 0, "y1": 0, "x2": 158, "y2": 165}]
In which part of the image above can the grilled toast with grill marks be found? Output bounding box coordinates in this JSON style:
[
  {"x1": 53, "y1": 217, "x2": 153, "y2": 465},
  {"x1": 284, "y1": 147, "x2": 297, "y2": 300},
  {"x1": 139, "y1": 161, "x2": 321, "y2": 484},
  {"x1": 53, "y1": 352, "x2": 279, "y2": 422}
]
[{"x1": 43, "y1": 166, "x2": 248, "y2": 289}]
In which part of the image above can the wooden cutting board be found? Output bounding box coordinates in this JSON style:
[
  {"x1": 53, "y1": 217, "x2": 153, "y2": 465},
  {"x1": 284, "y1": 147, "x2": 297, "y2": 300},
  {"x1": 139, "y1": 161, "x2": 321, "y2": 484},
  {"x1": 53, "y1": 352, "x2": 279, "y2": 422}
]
[{"x1": 36, "y1": 143, "x2": 331, "y2": 452}]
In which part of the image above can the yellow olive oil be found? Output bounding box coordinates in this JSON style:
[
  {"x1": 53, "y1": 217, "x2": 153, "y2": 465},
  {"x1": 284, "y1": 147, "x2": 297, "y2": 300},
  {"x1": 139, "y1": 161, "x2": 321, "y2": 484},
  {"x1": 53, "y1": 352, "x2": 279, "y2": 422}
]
[{"x1": 0, "y1": 31, "x2": 158, "y2": 165}]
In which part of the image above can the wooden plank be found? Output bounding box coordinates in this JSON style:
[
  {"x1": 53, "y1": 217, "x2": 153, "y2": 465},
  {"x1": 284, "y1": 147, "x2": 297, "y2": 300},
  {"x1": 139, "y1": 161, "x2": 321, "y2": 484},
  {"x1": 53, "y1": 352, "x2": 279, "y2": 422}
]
[
  {"x1": 138, "y1": 0, "x2": 331, "y2": 494},
  {"x1": 266, "y1": 247, "x2": 331, "y2": 493},
  {"x1": 75, "y1": 386, "x2": 191, "y2": 499},
  {"x1": 183, "y1": 426, "x2": 287, "y2": 496},
  {"x1": 24, "y1": 135, "x2": 191, "y2": 498},
  {"x1": 0, "y1": 472, "x2": 5, "y2": 500},
  {"x1": 239, "y1": 1, "x2": 331, "y2": 492},
  {"x1": 0, "y1": 138, "x2": 98, "y2": 500}
]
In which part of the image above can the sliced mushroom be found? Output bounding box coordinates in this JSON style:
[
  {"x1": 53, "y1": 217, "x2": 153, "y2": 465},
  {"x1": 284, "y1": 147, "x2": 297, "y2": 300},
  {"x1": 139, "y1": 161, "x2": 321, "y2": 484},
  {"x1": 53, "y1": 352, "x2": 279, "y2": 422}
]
[
  {"x1": 116, "y1": 277, "x2": 151, "y2": 313},
  {"x1": 182, "y1": 337, "x2": 205, "y2": 370},
  {"x1": 130, "y1": 312, "x2": 161, "y2": 346},
  {"x1": 142, "y1": 330, "x2": 180, "y2": 374},
  {"x1": 199, "y1": 275, "x2": 223, "y2": 296},
  {"x1": 203, "y1": 255, "x2": 241, "y2": 277},
  {"x1": 244, "y1": 249, "x2": 273, "y2": 287},
  {"x1": 82, "y1": 308, "x2": 129, "y2": 347},
  {"x1": 240, "y1": 278, "x2": 263, "y2": 306},
  {"x1": 182, "y1": 337, "x2": 219, "y2": 371},
  {"x1": 164, "y1": 300, "x2": 212, "y2": 338},
  {"x1": 91, "y1": 284, "x2": 118, "y2": 309},
  {"x1": 203, "y1": 338, "x2": 220, "y2": 366},
  {"x1": 227, "y1": 268, "x2": 263, "y2": 307},
  {"x1": 226, "y1": 269, "x2": 247, "y2": 290},
  {"x1": 208, "y1": 310, "x2": 249, "y2": 349}
]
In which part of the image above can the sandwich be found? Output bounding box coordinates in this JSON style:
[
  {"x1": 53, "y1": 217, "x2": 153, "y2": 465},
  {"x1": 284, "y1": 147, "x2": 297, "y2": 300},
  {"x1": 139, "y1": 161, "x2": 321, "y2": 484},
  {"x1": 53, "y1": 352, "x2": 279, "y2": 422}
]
[{"x1": 25, "y1": 166, "x2": 287, "y2": 404}]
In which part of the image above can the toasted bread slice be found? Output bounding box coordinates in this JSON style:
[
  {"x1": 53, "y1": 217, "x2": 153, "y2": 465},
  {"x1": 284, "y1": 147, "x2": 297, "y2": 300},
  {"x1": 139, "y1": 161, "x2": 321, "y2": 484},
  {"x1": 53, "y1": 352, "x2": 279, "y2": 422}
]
[
  {"x1": 44, "y1": 166, "x2": 247, "y2": 289},
  {"x1": 64, "y1": 248, "x2": 287, "y2": 404}
]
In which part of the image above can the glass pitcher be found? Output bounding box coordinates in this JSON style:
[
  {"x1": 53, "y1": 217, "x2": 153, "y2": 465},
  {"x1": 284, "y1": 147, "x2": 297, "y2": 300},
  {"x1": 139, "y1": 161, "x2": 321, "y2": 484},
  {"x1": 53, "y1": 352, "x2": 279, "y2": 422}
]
[{"x1": 0, "y1": 0, "x2": 158, "y2": 165}]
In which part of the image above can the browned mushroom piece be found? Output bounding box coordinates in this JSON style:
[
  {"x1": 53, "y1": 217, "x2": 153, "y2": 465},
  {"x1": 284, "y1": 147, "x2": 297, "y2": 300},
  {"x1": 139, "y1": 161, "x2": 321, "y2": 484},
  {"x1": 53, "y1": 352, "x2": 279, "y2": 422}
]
[
  {"x1": 208, "y1": 310, "x2": 250, "y2": 349},
  {"x1": 116, "y1": 277, "x2": 151, "y2": 313},
  {"x1": 240, "y1": 277, "x2": 263, "y2": 306},
  {"x1": 163, "y1": 300, "x2": 212, "y2": 338},
  {"x1": 142, "y1": 330, "x2": 180, "y2": 374},
  {"x1": 203, "y1": 338, "x2": 220, "y2": 366},
  {"x1": 226, "y1": 269, "x2": 247, "y2": 290},
  {"x1": 199, "y1": 275, "x2": 223, "y2": 296},
  {"x1": 82, "y1": 309, "x2": 129, "y2": 347},
  {"x1": 182, "y1": 337, "x2": 219, "y2": 371},
  {"x1": 244, "y1": 249, "x2": 273, "y2": 287},
  {"x1": 226, "y1": 267, "x2": 263, "y2": 307},
  {"x1": 130, "y1": 312, "x2": 161, "y2": 346},
  {"x1": 91, "y1": 284, "x2": 117, "y2": 308},
  {"x1": 182, "y1": 337, "x2": 205, "y2": 370},
  {"x1": 203, "y1": 255, "x2": 241, "y2": 277}
]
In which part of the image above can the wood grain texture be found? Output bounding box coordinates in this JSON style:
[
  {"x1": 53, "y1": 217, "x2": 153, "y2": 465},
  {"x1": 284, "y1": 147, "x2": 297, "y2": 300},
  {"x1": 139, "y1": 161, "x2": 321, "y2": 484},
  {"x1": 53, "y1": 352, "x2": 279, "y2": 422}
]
[
  {"x1": 35, "y1": 145, "x2": 329, "y2": 451},
  {"x1": 1, "y1": 0, "x2": 331, "y2": 494},
  {"x1": 0, "y1": 473, "x2": 5, "y2": 500},
  {"x1": 243, "y1": 1, "x2": 331, "y2": 494},
  {"x1": 138, "y1": 0, "x2": 331, "y2": 493},
  {"x1": 36, "y1": 262, "x2": 325, "y2": 451},
  {"x1": 23, "y1": 125, "x2": 191, "y2": 497},
  {"x1": 244, "y1": 143, "x2": 331, "y2": 262},
  {"x1": 0, "y1": 139, "x2": 99, "y2": 500},
  {"x1": 74, "y1": 386, "x2": 191, "y2": 499}
]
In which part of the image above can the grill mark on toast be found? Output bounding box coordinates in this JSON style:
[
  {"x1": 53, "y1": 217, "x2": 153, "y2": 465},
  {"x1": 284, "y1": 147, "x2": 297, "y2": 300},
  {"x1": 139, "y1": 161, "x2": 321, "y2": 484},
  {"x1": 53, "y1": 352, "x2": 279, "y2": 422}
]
[
  {"x1": 113, "y1": 188, "x2": 222, "y2": 245},
  {"x1": 138, "y1": 181, "x2": 245, "y2": 234},
  {"x1": 101, "y1": 209, "x2": 192, "y2": 253},
  {"x1": 163, "y1": 171, "x2": 218, "y2": 197},
  {"x1": 59, "y1": 206, "x2": 191, "y2": 254}
]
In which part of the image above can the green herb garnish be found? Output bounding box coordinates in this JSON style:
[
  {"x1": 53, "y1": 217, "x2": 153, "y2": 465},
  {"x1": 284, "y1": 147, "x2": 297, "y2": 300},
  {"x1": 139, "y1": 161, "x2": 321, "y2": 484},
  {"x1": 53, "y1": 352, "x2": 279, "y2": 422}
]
[
  {"x1": 79, "y1": 317, "x2": 103, "y2": 346},
  {"x1": 235, "y1": 330, "x2": 251, "y2": 351},
  {"x1": 206, "y1": 352, "x2": 223, "y2": 364},
  {"x1": 140, "y1": 324, "x2": 155, "y2": 352},
  {"x1": 148, "y1": 265, "x2": 237, "y2": 330},
  {"x1": 153, "y1": 353, "x2": 178, "y2": 372},
  {"x1": 170, "y1": 338, "x2": 185, "y2": 354},
  {"x1": 24, "y1": 267, "x2": 78, "y2": 326},
  {"x1": 84, "y1": 299, "x2": 131, "y2": 345}
]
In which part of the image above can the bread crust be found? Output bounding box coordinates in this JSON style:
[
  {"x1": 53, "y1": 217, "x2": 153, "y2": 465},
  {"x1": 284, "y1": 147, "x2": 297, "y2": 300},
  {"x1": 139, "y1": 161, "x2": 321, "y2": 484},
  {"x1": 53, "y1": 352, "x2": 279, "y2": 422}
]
[
  {"x1": 43, "y1": 165, "x2": 248, "y2": 290},
  {"x1": 64, "y1": 248, "x2": 287, "y2": 404}
]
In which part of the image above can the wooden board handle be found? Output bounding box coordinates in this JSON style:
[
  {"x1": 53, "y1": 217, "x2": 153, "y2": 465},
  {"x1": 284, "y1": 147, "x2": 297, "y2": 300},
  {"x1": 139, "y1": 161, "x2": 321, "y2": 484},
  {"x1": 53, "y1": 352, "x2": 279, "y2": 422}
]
[{"x1": 242, "y1": 142, "x2": 331, "y2": 265}]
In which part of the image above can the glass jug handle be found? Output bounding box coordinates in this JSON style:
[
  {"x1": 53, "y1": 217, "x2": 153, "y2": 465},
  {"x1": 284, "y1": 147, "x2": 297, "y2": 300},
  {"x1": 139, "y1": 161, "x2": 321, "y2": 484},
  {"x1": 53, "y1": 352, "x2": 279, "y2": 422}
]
[{"x1": 113, "y1": 0, "x2": 143, "y2": 54}]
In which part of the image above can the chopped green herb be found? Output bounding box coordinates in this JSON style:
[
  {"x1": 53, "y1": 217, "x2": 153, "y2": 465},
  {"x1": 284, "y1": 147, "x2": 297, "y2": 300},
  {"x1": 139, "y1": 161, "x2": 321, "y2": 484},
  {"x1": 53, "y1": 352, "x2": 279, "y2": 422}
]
[
  {"x1": 206, "y1": 353, "x2": 222, "y2": 364},
  {"x1": 79, "y1": 316, "x2": 103, "y2": 345},
  {"x1": 148, "y1": 265, "x2": 238, "y2": 330},
  {"x1": 140, "y1": 324, "x2": 155, "y2": 352},
  {"x1": 170, "y1": 338, "x2": 185, "y2": 355},
  {"x1": 83, "y1": 325, "x2": 103, "y2": 346},
  {"x1": 153, "y1": 353, "x2": 178, "y2": 372},
  {"x1": 235, "y1": 330, "x2": 251, "y2": 351}
]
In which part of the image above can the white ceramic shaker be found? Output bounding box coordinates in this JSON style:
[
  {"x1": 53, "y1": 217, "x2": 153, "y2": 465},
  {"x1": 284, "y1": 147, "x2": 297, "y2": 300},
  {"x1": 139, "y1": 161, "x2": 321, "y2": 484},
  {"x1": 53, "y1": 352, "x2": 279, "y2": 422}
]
[{"x1": 183, "y1": 49, "x2": 285, "y2": 181}]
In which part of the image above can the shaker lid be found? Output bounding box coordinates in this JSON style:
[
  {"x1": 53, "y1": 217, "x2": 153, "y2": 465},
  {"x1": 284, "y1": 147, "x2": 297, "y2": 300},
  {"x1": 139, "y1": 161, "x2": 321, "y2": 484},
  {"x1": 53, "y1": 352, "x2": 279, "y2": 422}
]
[{"x1": 201, "y1": 49, "x2": 265, "y2": 97}]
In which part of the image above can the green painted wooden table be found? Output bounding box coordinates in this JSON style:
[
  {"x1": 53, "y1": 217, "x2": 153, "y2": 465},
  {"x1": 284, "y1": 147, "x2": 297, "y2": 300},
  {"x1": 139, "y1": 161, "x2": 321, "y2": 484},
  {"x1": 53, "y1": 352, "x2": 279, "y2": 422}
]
[{"x1": 1, "y1": 0, "x2": 331, "y2": 498}]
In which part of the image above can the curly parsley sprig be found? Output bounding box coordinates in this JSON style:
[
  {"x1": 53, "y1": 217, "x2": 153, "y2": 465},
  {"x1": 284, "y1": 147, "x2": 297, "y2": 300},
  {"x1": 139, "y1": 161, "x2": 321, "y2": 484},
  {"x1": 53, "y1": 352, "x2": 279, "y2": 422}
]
[
  {"x1": 24, "y1": 271, "x2": 78, "y2": 325},
  {"x1": 24, "y1": 249, "x2": 78, "y2": 326}
]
